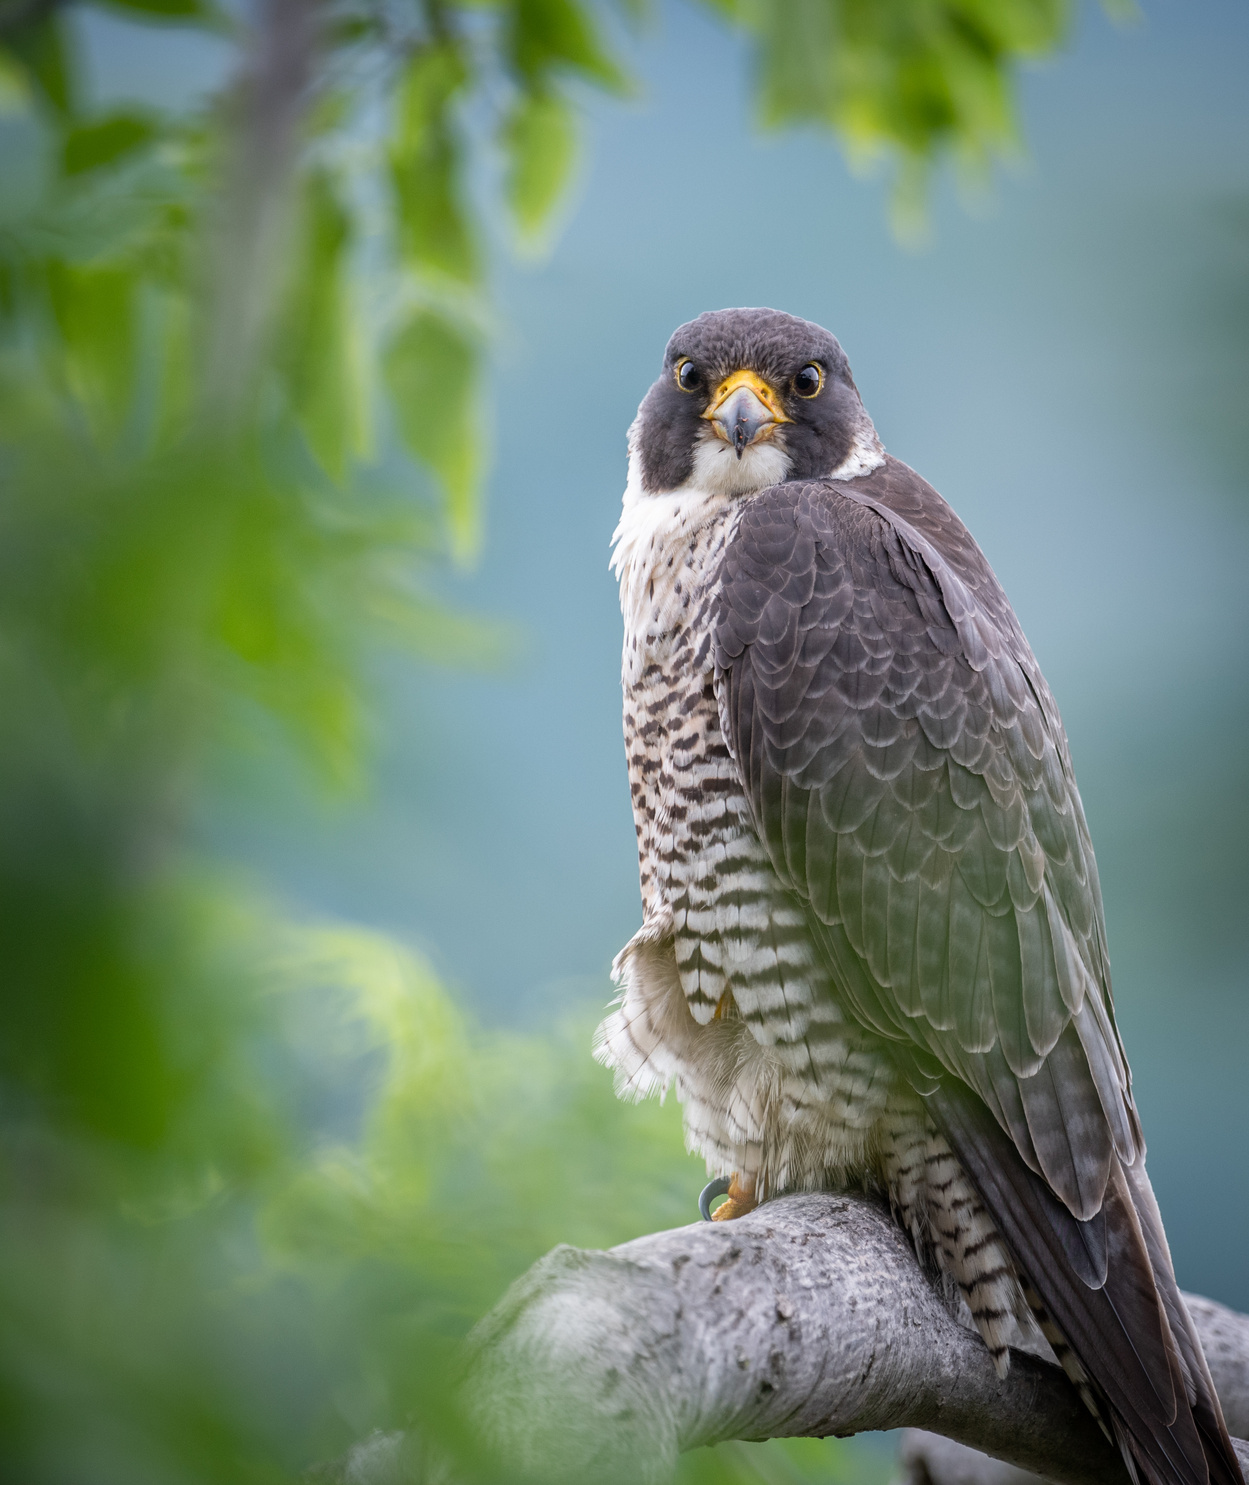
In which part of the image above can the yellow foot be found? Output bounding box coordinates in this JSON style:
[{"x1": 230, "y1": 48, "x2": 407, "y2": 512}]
[{"x1": 711, "y1": 1174, "x2": 758, "y2": 1221}]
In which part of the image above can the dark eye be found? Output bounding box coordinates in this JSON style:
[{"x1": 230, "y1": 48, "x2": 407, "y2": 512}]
[
  {"x1": 794, "y1": 363, "x2": 823, "y2": 398},
  {"x1": 675, "y1": 359, "x2": 702, "y2": 392}
]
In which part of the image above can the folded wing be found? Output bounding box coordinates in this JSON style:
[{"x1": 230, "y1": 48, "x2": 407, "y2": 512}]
[{"x1": 711, "y1": 458, "x2": 1241, "y2": 1485}]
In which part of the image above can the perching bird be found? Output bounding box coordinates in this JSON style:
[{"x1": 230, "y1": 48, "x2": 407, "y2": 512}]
[{"x1": 594, "y1": 307, "x2": 1242, "y2": 1485}]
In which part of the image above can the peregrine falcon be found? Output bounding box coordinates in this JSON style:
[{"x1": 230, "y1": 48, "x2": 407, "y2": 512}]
[{"x1": 594, "y1": 308, "x2": 1242, "y2": 1485}]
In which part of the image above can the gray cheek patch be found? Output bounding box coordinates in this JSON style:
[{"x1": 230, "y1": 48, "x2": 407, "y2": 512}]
[{"x1": 638, "y1": 381, "x2": 699, "y2": 493}]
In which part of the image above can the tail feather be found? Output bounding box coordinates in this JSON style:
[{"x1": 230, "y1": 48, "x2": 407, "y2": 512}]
[
  {"x1": 928, "y1": 1079, "x2": 1243, "y2": 1485},
  {"x1": 1126, "y1": 1161, "x2": 1244, "y2": 1485}
]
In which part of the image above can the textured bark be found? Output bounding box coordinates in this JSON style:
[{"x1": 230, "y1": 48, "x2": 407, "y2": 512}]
[{"x1": 464, "y1": 1193, "x2": 1249, "y2": 1485}]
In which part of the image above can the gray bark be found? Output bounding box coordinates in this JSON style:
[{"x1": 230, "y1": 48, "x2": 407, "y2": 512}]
[
  {"x1": 203, "y1": 0, "x2": 320, "y2": 424},
  {"x1": 463, "y1": 1193, "x2": 1249, "y2": 1485}
]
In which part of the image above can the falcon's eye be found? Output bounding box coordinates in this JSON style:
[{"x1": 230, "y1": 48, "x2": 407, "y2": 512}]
[
  {"x1": 675, "y1": 359, "x2": 702, "y2": 393},
  {"x1": 793, "y1": 363, "x2": 824, "y2": 398}
]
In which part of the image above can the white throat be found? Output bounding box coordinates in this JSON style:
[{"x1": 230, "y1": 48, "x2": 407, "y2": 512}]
[
  {"x1": 688, "y1": 426, "x2": 792, "y2": 498},
  {"x1": 609, "y1": 435, "x2": 733, "y2": 651},
  {"x1": 611, "y1": 442, "x2": 709, "y2": 565},
  {"x1": 609, "y1": 418, "x2": 886, "y2": 642}
]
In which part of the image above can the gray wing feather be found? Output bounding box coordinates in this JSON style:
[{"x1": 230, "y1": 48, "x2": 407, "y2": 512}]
[{"x1": 712, "y1": 458, "x2": 1141, "y2": 1221}]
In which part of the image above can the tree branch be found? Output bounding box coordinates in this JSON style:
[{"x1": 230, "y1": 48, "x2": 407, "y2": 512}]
[
  {"x1": 464, "y1": 1193, "x2": 1249, "y2": 1485},
  {"x1": 202, "y1": 0, "x2": 319, "y2": 426}
]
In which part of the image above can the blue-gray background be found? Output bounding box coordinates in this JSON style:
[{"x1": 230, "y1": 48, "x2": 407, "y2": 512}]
[{"x1": 98, "y1": 2, "x2": 1248, "y2": 1307}]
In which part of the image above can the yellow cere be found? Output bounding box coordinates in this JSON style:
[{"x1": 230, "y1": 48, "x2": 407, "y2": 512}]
[{"x1": 702, "y1": 368, "x2": 792, "y2": 424}]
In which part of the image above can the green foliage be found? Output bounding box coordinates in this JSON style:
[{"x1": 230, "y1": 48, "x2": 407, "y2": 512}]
[
  {"x1": 384, "y1": 308, "x2": 481, "y2": 558},
  {"x1": 62, "y1": 112, "x2": 158, "y2": 176},
  {"x1": 103, "y1": 0, "x2": 217, "y2": 18},
  {"x1": 4, "y1": 13, "x2": 75, "y2": 115},
  {"x1": 276, "y1": 169, "x2": 360, "y2": 481},
  {"x1": 504, "y1": 0, "x2": 625, "y2": 90},
  {"x1": 704, "y1": 0, "x2": 1073, "y2": 218},
  {"x1": 0, "y1": 0, "x2": 1089, "y2": 1479},
  {"x1": 503, "y1": 88, "x2": 578, "y2": 240},
  {"x1": 0, "y1": 884, "x2": 884, "y2": 1480},
  {"x1": 674, "y1": 1436, "x2": 890, "y2": 1485},
  {"x1": 390, "y1": 40, "x2": 479, "y2": 285}
]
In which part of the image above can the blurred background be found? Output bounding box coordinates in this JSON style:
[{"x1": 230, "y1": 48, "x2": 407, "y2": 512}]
[{"x1": 0, "y1": 0, "x2": 1244, "y2": 1481}]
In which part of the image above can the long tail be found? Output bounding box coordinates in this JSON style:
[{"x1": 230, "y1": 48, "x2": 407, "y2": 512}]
[{"x1": 928, "y1": 1080, "x2": 1243, "y2": 1485}]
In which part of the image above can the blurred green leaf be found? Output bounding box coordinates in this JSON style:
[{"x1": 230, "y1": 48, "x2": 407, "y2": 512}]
[
  {"x1": 0, "y1": 151, "x2": 191, "y2": 276},
  {"x1": 327, "y1": 13, "x2": 379, "y2": 47},
  {"x1": 711, "y1": 0, "x2": 1070, "y2": 192},
  {"x1": 390, "y1": 42, "x2": 478, "y2": 283},
  {"x1": 100, "y1": 0, "x2": 214, "y2": 17},
  {"x1": 505, "y1": 0, "x2": 625, "y2": 90},
  {"x1": 46, "y1": 259, "x2": 139, "y2": 439},
  {"x1": 0, "y1": 47, "x2": 33, "y2": 113},
  {"x1": 383, "y1": 307, "x2": 481, "y2": 559},
  {"x1": 274, "y1": 169, "x2": 362, "y2": 481},
  {"x1": 63, "y1": 112, "x2": 157, "y2": 175},
  {"x1": 675, "y1": 1436, "x2": 885, "y2": 1485},
  {"x1": 503, "y1": 87, "x2": 576, "y2": 238},
  {"x1": 2, "y1": 14, "x2": 75, "y2": 116}
]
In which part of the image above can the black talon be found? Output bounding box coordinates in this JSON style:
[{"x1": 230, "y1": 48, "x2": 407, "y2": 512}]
[{"x1": 699, "y1": 1176, "x2": 731, "y2": 1221}]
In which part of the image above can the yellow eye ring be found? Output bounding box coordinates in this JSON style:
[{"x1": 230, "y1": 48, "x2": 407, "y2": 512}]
[
  {"x1": 675, "y1": 358, "x2": 702, "y2": 393},
  {"x1": 794, "y1": 363, "x2": 824, "y2": 398}
]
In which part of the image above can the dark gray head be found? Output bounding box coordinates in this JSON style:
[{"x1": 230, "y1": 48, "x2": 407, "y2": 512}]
[{"x1": 632, "y1": 308, "x2": 881, "y2": 497}]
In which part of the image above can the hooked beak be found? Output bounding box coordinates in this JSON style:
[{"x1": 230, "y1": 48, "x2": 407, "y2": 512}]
[{"x1": 701, "y1": 369, "x2": 790, "y2": 459}]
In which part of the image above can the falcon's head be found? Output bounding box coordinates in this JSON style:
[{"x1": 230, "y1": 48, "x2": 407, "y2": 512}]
[{"x1": 633, "y1": 307, "x2": 882, "y2": 498}]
